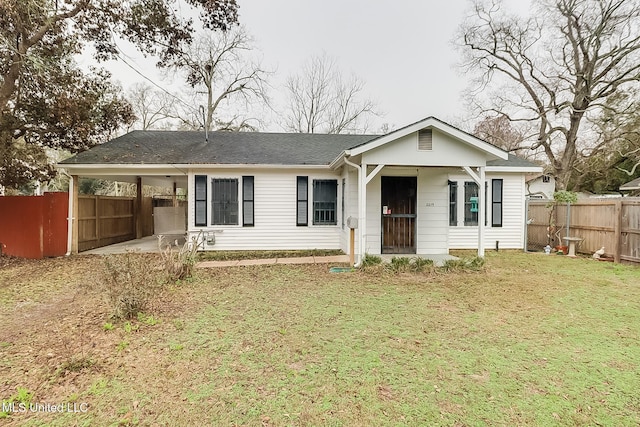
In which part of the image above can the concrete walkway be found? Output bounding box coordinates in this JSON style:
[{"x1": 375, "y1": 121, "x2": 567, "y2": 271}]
[{"x1": 197, "y1": 255, "x2": 350, "y2": 268}]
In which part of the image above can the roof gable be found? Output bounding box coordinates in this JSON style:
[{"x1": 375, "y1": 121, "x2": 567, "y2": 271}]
[{"x1": 347, "y1": 116, "x2": 508, "y2": 160}]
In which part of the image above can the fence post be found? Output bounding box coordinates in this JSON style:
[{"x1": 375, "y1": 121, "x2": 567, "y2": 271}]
[
  {"x1": 524, "y1": 198, "x2": 529, "y2": 252},
  {"x1": 614, "y1": 200, "x2": 622, "y2": 263},
  {"x1": 95, "y1": 196, "x2": 101, "y2": 248}
]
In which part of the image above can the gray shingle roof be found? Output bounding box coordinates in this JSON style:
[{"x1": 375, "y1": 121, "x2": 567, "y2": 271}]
[
  {"x1": 620, "y1": 176, "x2": 640, "y2": 190},
  {"x1": 487, "y1": 154, "x2": 539, "y2": 168},
  {"x1": 61, "y1": 130, "x2": 539, "y2": 169},
  {"x1": 61, "y1": 131, "x2": 378, "y2": 166}
]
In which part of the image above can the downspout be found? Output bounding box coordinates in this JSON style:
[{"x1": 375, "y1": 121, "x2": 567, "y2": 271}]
[
  {"x1": 343, "y1": 154, "x2": 363, "y2": 267},
  {"x1": 63, "y1": 171, "x2": 74, "y2": 256}
]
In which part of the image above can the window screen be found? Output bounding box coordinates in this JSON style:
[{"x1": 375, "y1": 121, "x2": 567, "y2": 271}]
[
  {"x1": 313, "y1": 179, "x2": 337, "y2": 225},
  {"x1": 211, "y1": 178, "x2": 238, "y2": 225}
]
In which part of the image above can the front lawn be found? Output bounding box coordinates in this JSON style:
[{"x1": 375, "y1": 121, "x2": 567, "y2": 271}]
[{"x1": 0, "y1": 252, "x2": 639, "y2": 426}]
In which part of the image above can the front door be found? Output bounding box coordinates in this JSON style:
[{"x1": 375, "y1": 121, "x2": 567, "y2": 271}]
[{"x1": 381, "y1": 176, "x2": 417, "y2": 254}]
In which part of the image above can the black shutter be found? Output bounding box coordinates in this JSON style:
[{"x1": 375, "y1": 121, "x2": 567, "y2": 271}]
[
  {"x1": 243, "y1": 176, "x2": 254, "y2": 227},
  {"x1": 448, "y1": 180, "x2": 457, "y2": 226},
  {"x1": 195, "y1": 175, "x2": 207, "y2": 226},
  {"x1": 296, "y1": 176, "x2": 308, "y2": 226},
  {"x1": 492, "y1": 179, "x2": 503, "y2": 227}
]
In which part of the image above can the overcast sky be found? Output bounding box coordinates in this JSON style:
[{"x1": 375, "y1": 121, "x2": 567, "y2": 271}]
[{"x1": 103, "y1": 0, "x2": 532, "y2": 132}]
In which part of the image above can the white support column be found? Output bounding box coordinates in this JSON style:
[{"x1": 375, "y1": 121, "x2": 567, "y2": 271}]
[
  {"x1": 478, "y1": 166, "x2": 485, "y2": 257},
  {"x1": 463, "y1": 166, "x2": 486, "y2": 257},
  {"x1": 360, "y1": 162, "x2": 368, "y2": 257}
]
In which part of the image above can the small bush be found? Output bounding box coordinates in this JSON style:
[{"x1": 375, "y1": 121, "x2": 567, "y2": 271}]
[
  {"x1": 411, "y1": 257, "x2": 434, "y2": 272},
  {"x1": 361, "y1": 253, "x2": 382, "y2": 267},
  {"x1": 159, "y1": 233, "x2": 202, "y2": 282},
  {"x1": 101, "y1": 252, "x2": 162, "y2": 320},
  {"x1": 441, "y1": 256, "x2": 486, "y2": 273},
  {"x1": 387, "y1": 256, "x2": 411, "y2": 273}
]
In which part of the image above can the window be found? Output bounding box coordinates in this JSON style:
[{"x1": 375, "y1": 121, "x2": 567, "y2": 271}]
[
  {"x1": 243, "y1": 176, "x2": 254, "y2": 227},
  {"x1": 313, "y1": 179, "x2": 338, "y2": 225},
  {"x1": 448, "y1": 180, "x2": 457, "y2": 226},
  {"x1": 341, "y1": 178, "x2": 346, "y2": 229},
  {"x1": 464, "y1": 181, "x2": 479, "y2": 226},
  {"x1": 296, "y1": 176, "x2": 308, "y2": 226},
  {"x1": 492, "y1": 179, "x2": 503, "y2": 227},
  {"x1": 211, "y1": 178, "x2": 238, "y2": 225},
  {"x1": 195, "y1": 175, "x2": 207, "y2": 226}
]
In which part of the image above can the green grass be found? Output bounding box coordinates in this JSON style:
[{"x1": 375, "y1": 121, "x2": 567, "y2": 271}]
[{"x1": 1, "y1": 251, "x2": 639, "y2": 426}]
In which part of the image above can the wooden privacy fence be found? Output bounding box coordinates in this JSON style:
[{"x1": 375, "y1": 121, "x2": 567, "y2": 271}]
[
  {"x1": 526, "y1": 198, "x2": 640, "y2": 264},
  {"x1": 78, "y1": 195, "x2": 153, "y2": 252}
]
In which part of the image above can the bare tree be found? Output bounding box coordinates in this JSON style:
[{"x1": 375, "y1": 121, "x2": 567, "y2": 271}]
[
  {"x1": 127, "y1": 83, "x2": 176, "y2": 130},
  {"x1": 473, "y1": 115, "x2": 532, "y2": 158},
  {"x1": 284, "y1": 54, "x2": 378, "y2": 134},
  {"x1": 162, "y1": 27, "x2": 270, "y2": 131},
  {"x1": 458, "y1": 0, "x2": 640, "y2": 190}
]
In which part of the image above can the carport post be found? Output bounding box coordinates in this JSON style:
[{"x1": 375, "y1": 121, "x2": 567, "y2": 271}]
[
  {"x1": 135, "y1": 176, "x2": 143, "y2": 239},
  {"x1": 71, "y1": 175, "x2": 79, "y2": 254}
]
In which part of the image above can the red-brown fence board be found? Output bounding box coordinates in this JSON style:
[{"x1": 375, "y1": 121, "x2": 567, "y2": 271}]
[{"x1": 0, "y1": 193, "x2": 69, "y2": 259}]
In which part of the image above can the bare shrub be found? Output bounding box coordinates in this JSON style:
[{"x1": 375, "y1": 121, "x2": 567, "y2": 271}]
[
  {"x1": 158, "y1": 233, "x2": 202, "y2": 282},
  {"x1": 101, "y1": 252, "x2": 162, "y2": 320}
]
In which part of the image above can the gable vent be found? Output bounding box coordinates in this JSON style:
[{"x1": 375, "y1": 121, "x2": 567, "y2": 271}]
[{"x1": 418, "y1": 129, "x2": 433, "y2": 151}]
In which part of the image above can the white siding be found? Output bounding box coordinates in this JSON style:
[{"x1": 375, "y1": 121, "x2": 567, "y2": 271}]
[
  {"x1": 416, "y1": 169, "x2": 449, "y2": 254},
  {"x1": 361, "y1": 129, "x2": 492, "y2": 167},
  {"x1": 338, "y1": 168, "x2": 360, "y2": 255},
  {"x1": 448, "y1": 173, "x2": 525, "y2": 249},
  {"x1": 187, "y1": 168, "x2": 343, "y2": 251},
  {"x1": 363, "y1": 167, "x2": 449, "y2": 255}
]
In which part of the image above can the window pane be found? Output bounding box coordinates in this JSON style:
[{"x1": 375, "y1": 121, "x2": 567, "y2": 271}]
[{"x1": 464, "y1": 182, "x2": 478, "y2": 226}]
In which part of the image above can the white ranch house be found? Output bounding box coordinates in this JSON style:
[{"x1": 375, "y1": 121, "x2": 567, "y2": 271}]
[{"x1": 59, "y1": 117, "x2": 542, "y2": 263}]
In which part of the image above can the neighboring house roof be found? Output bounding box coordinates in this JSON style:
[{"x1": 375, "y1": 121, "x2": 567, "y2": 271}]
[
  {"x1": 488, "y1": 154, "x2": 539, "y2": 168},
  {"x1": 620, "y1": 176, "x2": 640, "y2": 191},
  {"x1": 60, "y1": 131, "x2": 378, "y2": 166}
]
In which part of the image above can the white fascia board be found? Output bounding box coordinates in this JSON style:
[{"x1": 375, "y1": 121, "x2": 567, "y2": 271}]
[
  {"x1": 59, "y1": 163, "x2": 330, "y2": 173},
  {"x1": 348, "y1": 117, "x2": 509, "y2": 160},
  {"x1": 486, "y1": 166, "x2": 544, "y2": 173},
  {"x1": 329, "y1": 151, "x2": 347, "y2": 169}
]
